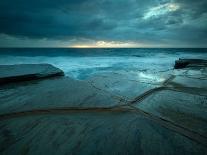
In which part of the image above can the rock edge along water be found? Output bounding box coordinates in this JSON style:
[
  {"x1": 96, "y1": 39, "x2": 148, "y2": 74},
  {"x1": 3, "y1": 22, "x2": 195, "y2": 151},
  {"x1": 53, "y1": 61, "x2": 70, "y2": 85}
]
[
  {"x1": 174, "y1": 58, "x2": 207, "y2": 69},
  {"x1": 0, "y1": 64, "x2": 64, "y2": 85}
]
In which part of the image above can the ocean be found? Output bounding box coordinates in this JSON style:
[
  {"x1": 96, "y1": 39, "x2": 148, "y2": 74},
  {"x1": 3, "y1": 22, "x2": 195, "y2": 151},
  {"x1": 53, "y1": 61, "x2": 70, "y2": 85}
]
[{"x1": 0, "y1": 48, "x2": 206, "y2": 80}]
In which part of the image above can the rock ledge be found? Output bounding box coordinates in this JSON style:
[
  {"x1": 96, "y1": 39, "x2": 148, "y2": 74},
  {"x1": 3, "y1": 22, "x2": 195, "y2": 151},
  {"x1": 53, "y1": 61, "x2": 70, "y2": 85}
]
[
  {"x1": 0, "y1": 64, "x2": 64, "y2": 84},
  {"x1": 174, "y1": 58, "x2": 207, "y2": 69}
]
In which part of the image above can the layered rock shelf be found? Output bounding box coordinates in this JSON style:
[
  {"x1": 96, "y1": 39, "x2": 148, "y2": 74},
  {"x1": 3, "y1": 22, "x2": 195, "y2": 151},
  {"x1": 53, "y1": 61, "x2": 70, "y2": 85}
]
[
  {"x1": 0, "y1": 61, "x2": 207, "y2": 155},
  {"x1": 0, "y1": 64, "x2": 64, "y2": 84},
  {"x1": 174, "y1": 58, "x2": 207, "y2": 69}
]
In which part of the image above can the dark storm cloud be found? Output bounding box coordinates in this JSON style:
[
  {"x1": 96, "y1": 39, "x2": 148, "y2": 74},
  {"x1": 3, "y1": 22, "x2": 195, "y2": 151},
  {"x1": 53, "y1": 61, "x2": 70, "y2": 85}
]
[
  {"x1": 0, "y1": 0, "x2": 120, "y2": 39},
  {"x1": 0, "y1": 0, "x2": 206, "y2": 47}
]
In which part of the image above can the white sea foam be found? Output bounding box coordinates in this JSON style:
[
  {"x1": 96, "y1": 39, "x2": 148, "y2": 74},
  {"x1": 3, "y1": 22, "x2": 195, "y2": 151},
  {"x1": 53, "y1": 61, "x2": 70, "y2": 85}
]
[{"x1": 0, "y1": 49, "x2": 206, "y2": 80}]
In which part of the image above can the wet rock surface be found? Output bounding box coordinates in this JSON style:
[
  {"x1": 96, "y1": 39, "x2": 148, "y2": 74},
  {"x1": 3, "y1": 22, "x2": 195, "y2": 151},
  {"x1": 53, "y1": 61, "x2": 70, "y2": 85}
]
[
  {"x1": 0, "y1": 76, "x2": 122, "y2": 115},
  {"x1": 0, "y1": 64, "x2": 64, "y2": 85},
  {"x1": 136, "y1": 90, "x2": 207, "y2": 136},
  {"x1": 1, "y1": 113, "x2": 206, "y2": 155},
  {"x1": 0, "y1": 63, "x2": 207, "y2": 154},
  {"x1": 174, "y1": 58, "x2": 207, "y2": 69}
]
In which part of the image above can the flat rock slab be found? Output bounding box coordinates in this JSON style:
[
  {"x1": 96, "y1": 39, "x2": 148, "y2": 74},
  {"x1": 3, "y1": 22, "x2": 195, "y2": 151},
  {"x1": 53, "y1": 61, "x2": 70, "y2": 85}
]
[
  {"x1": 1, "y1": 64, "x2": 207, "y2": 154},
  {"x1": 87, "y1": 71, "x2": 171, "y2": 100},
  {"x1": 0, "y1": 112, "x2": 206, "y2": 155},
  {"x1": 0, "y1": 77, "x2": 122, "y2": 114},
  {"x1": 135, "y1": 90, "x2": 207, "y2": 136},
  {"x1": 173, "y1": 68, "x2": 207, "y2": 80},
  {"x1": 168, "y1": 76, "x2": 207, "y2": 89},
  {"x1": 0, "y1": 64, "x2": 64, "y2": 84}
]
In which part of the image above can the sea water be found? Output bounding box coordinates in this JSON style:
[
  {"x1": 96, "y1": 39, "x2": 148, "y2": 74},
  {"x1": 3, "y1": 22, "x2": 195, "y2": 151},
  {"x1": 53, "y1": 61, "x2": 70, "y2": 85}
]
[{"x1": 0, "y1": 48, "x2": 206, "y2": 80}]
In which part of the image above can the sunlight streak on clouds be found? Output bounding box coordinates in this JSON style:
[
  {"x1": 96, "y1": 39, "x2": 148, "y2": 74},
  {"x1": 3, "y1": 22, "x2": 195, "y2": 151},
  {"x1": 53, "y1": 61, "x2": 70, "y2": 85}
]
[
  {"x1": 72, "y1": 41, "x2": 143, "y2": 48},
  {"x1": 0, "y1": 0, "x2": 206, "y2": 47},
  {"x1": 143, "y1": 3, "x2": 180, "y2": 19}
]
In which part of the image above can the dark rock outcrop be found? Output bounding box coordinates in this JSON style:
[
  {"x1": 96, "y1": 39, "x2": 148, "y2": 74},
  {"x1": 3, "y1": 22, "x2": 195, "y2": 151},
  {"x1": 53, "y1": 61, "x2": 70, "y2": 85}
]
[
  {"x1": 0, "y1": 64, "x2": 64, "y2": 84},
  {"x1": 174, "y1": 59, "x2": 207, "y2": 69}
]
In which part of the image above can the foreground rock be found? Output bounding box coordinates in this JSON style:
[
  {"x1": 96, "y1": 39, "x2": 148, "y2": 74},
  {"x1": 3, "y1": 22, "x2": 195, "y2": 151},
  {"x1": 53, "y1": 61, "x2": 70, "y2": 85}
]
[
  {"x1": 0, "y1": 76, "x2": 122, "y2": 115},
  {"x1": 0, "y1": 64, "x2": 64, "y2": 84},
  {"x1": 0, "y1": 64, "x2": 207, "y2": 154},
  {"x1": 174, "y1": 58, "x2": 207, "y2": 69},
  {"x1": 1, "y1": 111, "x2": 206, "y2": 155}
]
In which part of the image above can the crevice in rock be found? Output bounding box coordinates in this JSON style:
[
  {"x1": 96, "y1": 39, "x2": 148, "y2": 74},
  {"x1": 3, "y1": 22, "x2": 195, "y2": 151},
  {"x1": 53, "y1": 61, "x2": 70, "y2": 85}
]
[
  {"x1": 163, "y1": 75, "x2": 176, "y2": 86},
  {"x1": 0, "y1": 72, "x2": 206, "y2": 147},
  {"x1": 0, "y1": 106, "x2": 132, "y2": 121},
  {"x1": 0, "y1": 105, "x2": 206, "y2": 147},
  {"x1": 87, "y1": 81, "x2": 130, "y2": 103},
  {"x1": 127, "y1": 75, "x2": 177, "y2": 105},
  {"x1": 129, "y1": 105, "x2": 207, "y2": 147},
  {"x1": 168, "y1": 87, "x2": 207, "y2": 97},
  {"x1": 127, "y1": 87, "x2": 167, "y2": 105}
]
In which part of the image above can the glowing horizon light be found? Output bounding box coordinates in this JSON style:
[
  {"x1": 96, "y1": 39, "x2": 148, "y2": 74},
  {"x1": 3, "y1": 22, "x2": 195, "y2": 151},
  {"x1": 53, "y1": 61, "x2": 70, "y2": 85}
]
[
  {"x1": 143, "y1": 3, "x2": 180, "y2": 19},
  {"x1": 71, "y1": 41, "x2": 144, "y2": 48},
  {"x1": 71, "y1": 45, "x2": 94, "y2": 48}
]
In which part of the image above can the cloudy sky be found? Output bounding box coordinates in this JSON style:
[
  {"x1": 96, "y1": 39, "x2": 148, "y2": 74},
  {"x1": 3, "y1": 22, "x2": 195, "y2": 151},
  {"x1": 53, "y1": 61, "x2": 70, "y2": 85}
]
[{"x1": 0, "y1": 0, "x2": 207, "y2": 47}]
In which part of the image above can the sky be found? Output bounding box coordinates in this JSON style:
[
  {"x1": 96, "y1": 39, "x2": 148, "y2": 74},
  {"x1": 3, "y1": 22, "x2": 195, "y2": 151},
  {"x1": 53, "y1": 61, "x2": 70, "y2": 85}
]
[{"x1": 0, "y1": 0, "x2": 207, "y2": 48}]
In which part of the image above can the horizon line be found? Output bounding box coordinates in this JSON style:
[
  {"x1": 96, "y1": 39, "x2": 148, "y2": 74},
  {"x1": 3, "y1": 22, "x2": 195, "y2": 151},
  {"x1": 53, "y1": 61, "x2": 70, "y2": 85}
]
[{"x1": 0, "y1": 47, "x2": 207, "y2": 49}]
